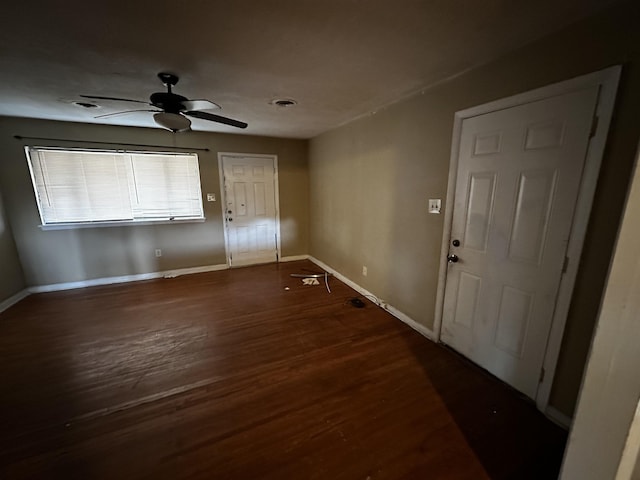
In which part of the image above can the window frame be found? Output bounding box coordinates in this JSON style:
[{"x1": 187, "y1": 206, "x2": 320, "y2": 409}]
[{"x1": 25, "y1": 146, "x2": 206, "y2": 230}]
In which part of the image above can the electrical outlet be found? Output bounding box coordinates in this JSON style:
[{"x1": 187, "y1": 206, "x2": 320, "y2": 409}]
[
  {"x1": 362, "y1": 266, "x2": 368, "y2": 276},
  {"x1": 155, "y1": 249, "x2": 162, "y2": 257},
  {"x1": 206, "y1": 193, "x2": 216, "y2": 202}
]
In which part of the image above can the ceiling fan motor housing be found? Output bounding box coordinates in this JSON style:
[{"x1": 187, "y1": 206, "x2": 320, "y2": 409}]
[{"x1": 150, "y1": 92, "x2": 189, "y2": 113}]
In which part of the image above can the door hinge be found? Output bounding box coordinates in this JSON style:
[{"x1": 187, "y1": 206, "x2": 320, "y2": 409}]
[
  {"x1": 539, "y1": 367, "x2": 546, "y2": 384},
  {"x1": 562, "y1": 256, "x2": 569, "y2": 274},
  {"x1": 589, "y1": 115, "x2": 599, "y2": 139}
]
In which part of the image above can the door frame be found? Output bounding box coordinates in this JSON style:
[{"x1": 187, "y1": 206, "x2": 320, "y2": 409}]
[
  {"x1": 433, "y1": 66, "x2": 621, "y2": 416},
  {"x1": 217, "y1": 152, "x2": 282, "y2": 267}
]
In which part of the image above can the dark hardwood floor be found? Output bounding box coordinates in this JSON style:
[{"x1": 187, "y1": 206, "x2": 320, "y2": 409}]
[{"x1": 0, "y1": 260, "x2": 566, "y2": 479}]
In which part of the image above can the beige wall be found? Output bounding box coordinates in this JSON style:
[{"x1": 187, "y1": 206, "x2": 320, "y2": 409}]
[
  {"x1": 0, "y1": 117, "x2": 309, "y2": 287},
  {"x1": 560, "y1": 149, "x2": 640, "y2": 480},
  {"x1": 0, "y1": 186, "x2": 26, "y2": 302},
  {"x1": 309, "y1": 0, "x2": 640, "y2": 417}
]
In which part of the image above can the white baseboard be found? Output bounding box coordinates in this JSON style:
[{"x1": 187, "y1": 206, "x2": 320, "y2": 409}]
[
  {"x1": 546, "y1": 406, "x2": 572, "y2": 430},
  {"x1": 279, "y1": 255, "x2": 310, "y2": 262},
  {"x1": 29, "y1": 264, "x2": 229, "y2": 293},
  {"x1": 308, "y1": 256, "x2": 436, "y2": 341},
  {"x1": 384, "y1": 303, "x2": 436, "y2": 341},
  {"x1": 0, "y1": 289, "x2": 31, "y2": 314},
  {"x1": 162, "y1": 264, "x2": 229, "y2": 277}
]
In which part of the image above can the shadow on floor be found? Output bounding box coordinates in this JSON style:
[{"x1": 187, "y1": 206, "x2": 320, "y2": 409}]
[{"x1": 405, "y1": 335, "x2": 567, "y2": 480}]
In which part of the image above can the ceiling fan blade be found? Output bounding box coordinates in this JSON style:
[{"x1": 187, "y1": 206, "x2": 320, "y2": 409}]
[
  {"x1": 80, "y1": 95, "x2": 150, "y2": 105},
  {"x1": 95, "y1": 109, "x2": 160, "y2": 119},
  {"x1": 185, "y1": 110, "x2": 247, "y2": 129},
  {"x1": 181, "y1": 99, "x2": 221, "y2": 111}
]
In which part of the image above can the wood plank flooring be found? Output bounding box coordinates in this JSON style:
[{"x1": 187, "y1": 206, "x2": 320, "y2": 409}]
[{"x1": 0, "y1": 260, "x2": 566, "y2": 479}]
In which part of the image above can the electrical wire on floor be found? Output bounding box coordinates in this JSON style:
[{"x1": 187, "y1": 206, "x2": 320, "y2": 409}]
[{"x1": 362, "y1": 294, "x2": 378, "y2": 304}]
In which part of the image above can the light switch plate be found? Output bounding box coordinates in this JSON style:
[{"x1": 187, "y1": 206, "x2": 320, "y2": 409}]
[
  {"x1": 207, "y1": 193, "x2": 216, "y2": 202},
  {"x1": 429, "y1": 199, "x2": 441, "y2": 214}
]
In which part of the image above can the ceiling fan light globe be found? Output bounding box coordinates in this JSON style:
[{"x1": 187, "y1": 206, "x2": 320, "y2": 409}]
[{"x1": 153, "y1": 112, "x2": 191, "y2": 132}]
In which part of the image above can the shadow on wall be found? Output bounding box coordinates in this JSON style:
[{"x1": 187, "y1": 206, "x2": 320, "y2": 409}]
[
  {"x1": 279, "y1": 217, "x2": 300, "y2": 255},
  {"x1": 0, "y1": 203, "x2": 5, "y2": 237},
  {"x1": 0, "y1": 190, "x2": 28, "y2": 299}
]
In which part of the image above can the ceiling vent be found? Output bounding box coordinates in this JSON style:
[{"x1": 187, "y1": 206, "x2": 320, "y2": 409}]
[{"x1": 270, "y1": 98, "x2": 297, "y2": 107}]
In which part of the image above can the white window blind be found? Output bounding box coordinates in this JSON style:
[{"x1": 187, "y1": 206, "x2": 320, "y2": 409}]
[
  {"x1": 27, "y1": 148, "x2": 204, "y2": 226},
  {"x1": 130, "y1": 154, "x2": 203, "y2": 220}
]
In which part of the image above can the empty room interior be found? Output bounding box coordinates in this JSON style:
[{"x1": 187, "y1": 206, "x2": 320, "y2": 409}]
[{"x1": 1, "y1": 1, "x2": 639, "y2": 479}]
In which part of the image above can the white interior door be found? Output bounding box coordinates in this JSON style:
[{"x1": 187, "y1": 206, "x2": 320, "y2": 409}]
[
  {"x1": 221, "y1": 155, "x2": 278, "y2": 267},
  {"x1": 441, "y1": 87, "x2": 599, "y2": 399}
]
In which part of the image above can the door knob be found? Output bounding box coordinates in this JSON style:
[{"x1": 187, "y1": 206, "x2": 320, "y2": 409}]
[
  {"x1": 228, "y1": 218, "x2": 233, "y2": 222},
  {"x1": 447, "y1": 254, "x2": 459, "y2": 263},
  {"x1": 452, "y1": 239, "x2": 460, "y2": 247}
]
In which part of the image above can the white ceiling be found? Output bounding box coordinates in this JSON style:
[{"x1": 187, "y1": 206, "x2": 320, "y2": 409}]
[{"x1": 0, "y1": 0, "x2": 620, "y2": 139}]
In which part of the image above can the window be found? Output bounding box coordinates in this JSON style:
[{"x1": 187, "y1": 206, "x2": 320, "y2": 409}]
[{"x1": 26, "y1": 148, "x2": 204, "y2": 227}]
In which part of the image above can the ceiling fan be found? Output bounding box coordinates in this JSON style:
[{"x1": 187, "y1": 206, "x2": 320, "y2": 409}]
[{"x1": 81, "y1": 72, "x2": 247, "y2": 132}]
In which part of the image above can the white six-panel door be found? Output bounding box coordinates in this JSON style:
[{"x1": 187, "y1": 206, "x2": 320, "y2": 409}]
[
  {"x1": 221, "y1": 155, "x2": 278, "y2": 267},
  {"x1": 441, "y1": 87, "x2": 599, "y2": 399}
]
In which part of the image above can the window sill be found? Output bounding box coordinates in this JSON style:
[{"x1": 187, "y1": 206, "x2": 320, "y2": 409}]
[{"x1": 39, "y1": 218, "x2": 206, "y2": 231}]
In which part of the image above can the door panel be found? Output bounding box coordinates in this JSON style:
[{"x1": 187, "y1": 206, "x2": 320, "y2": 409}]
[
  {"x1": 441, "y1": 87, "x2": 599, "y2": 399},
  {"x1": 222, "y1": 156, "x2": 278, "y2": 266},
  {"x1": 254, "y1": 183, "x2": 267, "y2": 215},
  {"x1": 494, "y1": 285, "x2": 533, "y2": 358},
  {"x1": 453, "y1": 272, "x2": 482, "y2": 329},
  {"x1": 508, "y1": 169, "x2": 557, "y2": 264},
  {"x1": 464, "y1": 172, "x2": 496, "y2": 252}
]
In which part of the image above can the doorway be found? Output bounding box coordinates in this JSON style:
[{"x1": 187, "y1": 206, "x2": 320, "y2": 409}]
[
  {"x1": 219, "y1": 153, "x2": 280, "y2": 267},
  {"x1": 434, "y1": 66, "x2": 621, "y2": 415}
]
